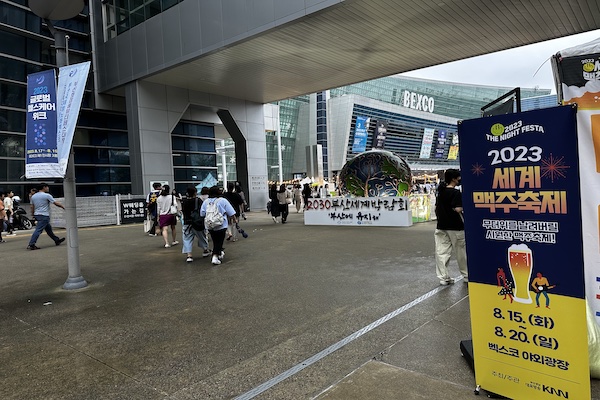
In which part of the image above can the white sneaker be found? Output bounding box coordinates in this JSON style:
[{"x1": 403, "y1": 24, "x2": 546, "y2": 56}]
[
  {"x1": 211, "y1": 255, "x2": 221, "y2": 265},
  {"x1": 172, "y1": 241, "x2": 179, "y2": 246},
  {"x1": 164, "y1": 244, "x2": 171, "y2": 248},
  {"x1": 202, "y1": 249, "x2": 211, "y2": 257},
  {"x1": 218, "y1": 251, "x2": 225, "y2": 260},
  {"x1": 186, "y1": 256, "x2": 193, "y2": 263},
  {"x1": 439, "y1": 278, "x2": 455, "y2": 286}
]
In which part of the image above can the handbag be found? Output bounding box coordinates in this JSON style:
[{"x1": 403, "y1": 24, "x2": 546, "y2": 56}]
[
  {"x1": 169, "y1": 195, "x2": 179, "y2": 215},
  {"x1": 143, "y1": 217, "x2": 152, "y2": 232}
]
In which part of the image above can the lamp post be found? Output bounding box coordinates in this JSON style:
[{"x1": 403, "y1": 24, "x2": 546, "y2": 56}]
[{"x1": 29, "y1": 0, "x2": 87, "y2": 290}]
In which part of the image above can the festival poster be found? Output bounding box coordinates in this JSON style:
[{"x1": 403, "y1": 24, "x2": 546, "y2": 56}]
[
  {"x1": 447, "y1": 133, "x2": 459, "y2": 160},
  {"x1": 25, "y1": 69, "x2": 60, "y2": 178},
  {"x1": 458, "y1": 105, "x2": 590, "y2": 399},
  {"x1": 419, "y1": 127, "x2": 434, "y2": 158},
  {"x1": 434, "y1": 130, "x2": 447, "y2": 158},
  {"x1": 553, "y1": 49, "x2": 600, "y2": 324},
  {"x1": 352, "y1": 115, "x2": 369, "y2": 153}
]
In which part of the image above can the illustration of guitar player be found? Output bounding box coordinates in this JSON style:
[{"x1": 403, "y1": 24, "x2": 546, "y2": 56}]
[{"x1": 531, "y1": 272, "x2": 556, "y2": 309}]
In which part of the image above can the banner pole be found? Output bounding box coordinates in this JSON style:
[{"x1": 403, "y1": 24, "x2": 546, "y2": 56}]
[{"x1": 51, "y1": 25, "x2": 86, "y2": 289}]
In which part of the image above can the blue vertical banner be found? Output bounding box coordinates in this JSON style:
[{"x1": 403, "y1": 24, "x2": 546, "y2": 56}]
[
  {"x1": 434, "y1": 130, "x2": 447, "y2": 158},
  {"x1": 351, "y1": 115, "x2": 369, "y2": 153},
  {"x1": 458, "y1": 105, "x2": 590, "y2": 399},
  {"x1": 56, "y1": 61, "x2": 91, "y2": 176},
  {"x1": 25, "y1": 69, "x2": 60, "y2": 178}
]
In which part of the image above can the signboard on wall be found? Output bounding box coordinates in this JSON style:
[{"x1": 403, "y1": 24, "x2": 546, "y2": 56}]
[
  {"x1": 434, "y1": 130, "x2": 447, "y2": 158},
  {"x1": 458, "y1": 105, "x2": 590, "y2": 399},
  {"x1": 250, "y1": 175, "x2": 268, "y2": 193},
  {"x1": 120, "y1": 198, "x2": 146, "y2": 224},
  {"x1": 372, "y1": 120, "x2": 388, "y2": 149},
  {"x1": 352, "y1": 115, "x2": 369, "y2": 153},
  {"x1": 304, "y1": 196, "x2": 412, "y2": 226},
  {"x1": 419, "y1": 128, "x2": 435, "y2": 159},
  {"x1": 447, "y1": 133, "x2": 459, "y2": 160}
]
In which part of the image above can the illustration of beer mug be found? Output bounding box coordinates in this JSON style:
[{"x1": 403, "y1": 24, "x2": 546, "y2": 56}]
[{"x1": 507, "y1": 244, "x2": 534, "y2": 304}]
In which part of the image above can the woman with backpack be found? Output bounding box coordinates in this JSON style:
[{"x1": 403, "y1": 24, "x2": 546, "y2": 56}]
[
  {"x1": 156, "y1": 184, "x2": 180, "y2": 248},
  {"x1": 200, "y1": 186, "x2": 237, "y2": 265},
  {"x1": 181, "y1": 186, "x2": 211, "y2": 263},
  {"x1": 276, "y1": 184, "x2": 292, "y2": 223}
]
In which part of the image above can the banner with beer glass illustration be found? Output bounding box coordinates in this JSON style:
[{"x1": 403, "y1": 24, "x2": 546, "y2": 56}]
[
  {"x1": 458, "y1": 105, "x2": 590, "y2": 399},
  {"x1": 552, "y1": 43, "x2": 600, "y2": 325}
]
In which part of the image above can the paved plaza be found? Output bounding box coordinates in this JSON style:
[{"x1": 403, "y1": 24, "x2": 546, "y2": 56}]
[{"x1": 1, "y1": 211, "x2": 598, "y2": 399}]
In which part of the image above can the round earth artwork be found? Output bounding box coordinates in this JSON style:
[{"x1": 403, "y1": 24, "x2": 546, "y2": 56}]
[{"x1": 338, "y1": 150, "x2": 412, "y2": 197}]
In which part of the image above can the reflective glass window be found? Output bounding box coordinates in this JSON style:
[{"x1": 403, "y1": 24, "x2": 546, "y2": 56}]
[
  {"x1": 0, "y1": 134, "x2": 25, "y2": 157},
  {"x1": 0, "y1": 83, "x2": 26, "y2": 108}
]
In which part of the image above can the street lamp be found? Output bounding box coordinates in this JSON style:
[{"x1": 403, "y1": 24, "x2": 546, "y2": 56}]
[{"x1": 28, "y1": 0, "x2": 87, "y2": 290}]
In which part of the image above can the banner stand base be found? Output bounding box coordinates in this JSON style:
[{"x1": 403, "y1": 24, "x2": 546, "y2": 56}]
[{"x1": 459, "y1": 339, "x2": 509, "y2": 399}]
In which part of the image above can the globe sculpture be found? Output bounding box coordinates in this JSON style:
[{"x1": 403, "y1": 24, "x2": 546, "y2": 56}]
[{"x1": 338, "y1": 150, "x2": 412, "y2": 197}]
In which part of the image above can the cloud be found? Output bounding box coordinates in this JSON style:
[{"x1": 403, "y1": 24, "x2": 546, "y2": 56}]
[{"x1": 401, "y1": 30, "x2": 600, "y2": 94}]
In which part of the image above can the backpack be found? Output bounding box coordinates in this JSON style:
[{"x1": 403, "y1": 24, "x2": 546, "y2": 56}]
[
  {"x1": 204, "y1": 199, "x2": 224, "y2": 229},
  {"x1": 190, "y1": 198, "x2": 204, "y2": 231}
]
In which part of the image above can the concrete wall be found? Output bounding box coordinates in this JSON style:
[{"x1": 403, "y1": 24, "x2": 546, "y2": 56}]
[
  {"x1": 92, "y1": 0, "x2": 342, "y2": 93},
  {"x1": 126, "y1": 81, "x2": 268, "y2": 210}
]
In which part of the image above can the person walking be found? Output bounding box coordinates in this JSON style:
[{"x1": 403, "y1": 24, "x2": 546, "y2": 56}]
[
  {"x1": 0, "y1": 193, "x2": 6, "y2": 243},
  {"x1": 269, "y1": 184, "x2": 281, "y2": 223},
  {"x1": 27, "y1": 183, "x2": 66, "y2": 250},
  {"x1": 302, "y1": 183, "x2": 312, "y2": 210},
  {"x1": 146, "y1": 182, "x2": 162, "y2": 236},
  {"x1": 200, "y1": 186, "x2": 237, "y2": 265},
  {"x1": 276, "y1": 184, "x2": 292, "y2": 223},
  {"x1": 3, "y1": 190, "x2": 15, "y2": 235},
  {"x1": 181, "y1": 186, "x2": 211, "y2": 263},
  {"x1": 224, "y1": 182, "x2": 244, "y2": 241},
  {"x1": 156, "y1": 184, "x2": 180, "y2": 248},
  {"x1": 434, "y1": 169, "x2": 468, "y2": 285},
  {"x1": 235, "y1": 182, "x2": 248, "y2": 220},
  {"x1": 293, "y1": 184, "x2": 302, "y2": 212}
]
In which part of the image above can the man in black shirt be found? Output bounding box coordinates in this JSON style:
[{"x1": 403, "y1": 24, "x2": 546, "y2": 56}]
[{"x1": 434, "y1": 169, "x2": 468, "y2": 285}]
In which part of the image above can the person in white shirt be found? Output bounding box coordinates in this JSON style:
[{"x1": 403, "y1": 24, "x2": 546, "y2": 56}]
[
  {"x1": 156, "y1": 185, "x2": 180, "y2": 248},
  {"x1": 3, "y1": 190, "x2": 15, "y2": 235}
]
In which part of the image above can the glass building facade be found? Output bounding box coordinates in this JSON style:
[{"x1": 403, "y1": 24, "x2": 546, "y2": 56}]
[
  {"x1": 0, "y1": 0, "x2": 220, "y2": 199},
  {"x1": 330, "y1": 76, "x2": 550, "y2": 120},
  {"x1": 0, "y1": 1, "x2": 131, "y2": 198},
  {"x1": 276, "y1": 76, "x2": 553, "y2": 181},
  {"x1": 101, "y1": 0, "x2": 185, "y2": 41}
]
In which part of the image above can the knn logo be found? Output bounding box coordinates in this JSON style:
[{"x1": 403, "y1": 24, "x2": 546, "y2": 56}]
[{"x1": 490, "y1": 123, "x2": 505, "y2": 136}]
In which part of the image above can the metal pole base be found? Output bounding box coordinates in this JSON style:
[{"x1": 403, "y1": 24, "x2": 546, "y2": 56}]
[{"x1": 63, "y1": 275, "x2": 88, "y2": 290}]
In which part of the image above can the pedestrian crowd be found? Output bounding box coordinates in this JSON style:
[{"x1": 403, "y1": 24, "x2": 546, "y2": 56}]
[
  {"x1": 145, "y1": 182, "x2": 246, "y2": 266},
  {"x1": 12, "y1": 170, "x2": 470, "y2": 287}
]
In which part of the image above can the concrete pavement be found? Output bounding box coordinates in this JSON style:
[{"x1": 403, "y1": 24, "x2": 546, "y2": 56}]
[{"x1": 1, "y1": 211, "x2": 598, "y2": 399}]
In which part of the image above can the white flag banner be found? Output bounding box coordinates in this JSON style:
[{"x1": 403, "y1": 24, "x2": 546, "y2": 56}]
[
  {"x1": 419, "y1": 128, "x2": 434, "y2": 158},
  {"x1": 56, "y1": 61, "x2": 91, "y2": 176}
]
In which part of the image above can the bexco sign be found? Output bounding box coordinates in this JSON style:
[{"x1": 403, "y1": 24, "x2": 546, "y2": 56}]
[{"x1": 402, "y1": 90, "x2": 435, "y2": 113}]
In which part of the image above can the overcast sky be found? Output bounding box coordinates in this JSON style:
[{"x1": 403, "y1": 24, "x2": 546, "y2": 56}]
[{"x1": 400, "y1": 29, "x2": 600, "y2": 94}]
